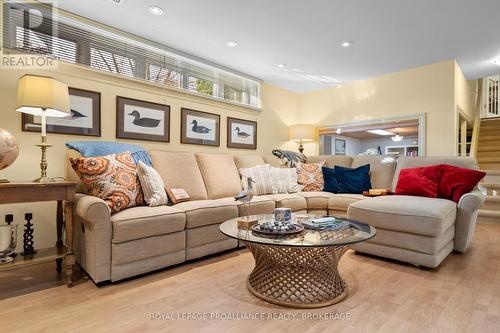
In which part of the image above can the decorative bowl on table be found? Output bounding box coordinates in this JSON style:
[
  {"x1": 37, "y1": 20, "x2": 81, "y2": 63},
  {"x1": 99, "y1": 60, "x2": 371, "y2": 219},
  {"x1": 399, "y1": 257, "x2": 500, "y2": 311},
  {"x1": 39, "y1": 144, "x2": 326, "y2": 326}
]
[{"x1": 251, "y1": 220, "x2": 304, "y2": 235}]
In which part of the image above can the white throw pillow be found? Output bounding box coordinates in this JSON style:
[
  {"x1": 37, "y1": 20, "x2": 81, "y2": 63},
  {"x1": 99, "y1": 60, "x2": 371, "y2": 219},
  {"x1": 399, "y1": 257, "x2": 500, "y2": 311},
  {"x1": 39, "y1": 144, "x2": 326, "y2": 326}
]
[
  {"x1": 270, "y1": 167, "x2": 303, "y2": 194},
  {"x1": 137, "y1": 161, "x2": 169, "y2": 207},
  {"x1": 239, "y1": 164, "x2": 275, "y2": 195}
]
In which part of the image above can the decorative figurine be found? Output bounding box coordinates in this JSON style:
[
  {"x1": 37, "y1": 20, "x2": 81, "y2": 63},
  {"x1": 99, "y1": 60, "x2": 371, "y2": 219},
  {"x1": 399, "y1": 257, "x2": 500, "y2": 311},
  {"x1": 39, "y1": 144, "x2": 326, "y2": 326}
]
[
  {"x1": 5, "y1": 214, "x2": 16, "y2": 258},
  {"x1": 21, "y1": 213, "x2": 36, "y2": 256},
  {"x1": 235, "y1": 177, "x2": 258, "y2": 229}
]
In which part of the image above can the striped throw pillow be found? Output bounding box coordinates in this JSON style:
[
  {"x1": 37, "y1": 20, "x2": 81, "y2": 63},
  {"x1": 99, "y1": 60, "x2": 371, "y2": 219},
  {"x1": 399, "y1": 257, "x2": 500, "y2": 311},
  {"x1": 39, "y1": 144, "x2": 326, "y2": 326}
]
[
  {"x1": 270, "y1": 167, "x2": 303, "y2": 194},
  {"x1": 239, "y1": 164, "x2": 275, "y2": 195},
  {"x1": 137, "y1": 161, "x2": 169, "y2": 206}
]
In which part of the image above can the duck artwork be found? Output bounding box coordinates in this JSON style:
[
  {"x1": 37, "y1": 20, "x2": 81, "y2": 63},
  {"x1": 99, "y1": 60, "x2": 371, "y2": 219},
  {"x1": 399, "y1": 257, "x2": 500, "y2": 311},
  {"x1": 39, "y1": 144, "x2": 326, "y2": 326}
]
[
  {"x1": 191, "y1": 120, "x2": 212, "y2": 134},
  {"x1": 65, "y1": 109, "x2": 87, "y2": 120},
  {"x1": 234, "y1": 126, "x2": 251, "y2": 138},
  {"x1": 128, "y1": 110, "x2": 161, "y2": 128}
]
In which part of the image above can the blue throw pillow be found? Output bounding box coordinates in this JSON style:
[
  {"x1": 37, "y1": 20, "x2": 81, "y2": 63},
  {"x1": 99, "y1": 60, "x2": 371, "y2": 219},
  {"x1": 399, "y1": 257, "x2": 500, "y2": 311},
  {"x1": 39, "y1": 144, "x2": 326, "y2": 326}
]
[
  {"x1": 322, "y1": 167, "x2": 339, "y2": 193},
  {"x1": 334, "y1": 164, "x2": 372, "y2": 194}
]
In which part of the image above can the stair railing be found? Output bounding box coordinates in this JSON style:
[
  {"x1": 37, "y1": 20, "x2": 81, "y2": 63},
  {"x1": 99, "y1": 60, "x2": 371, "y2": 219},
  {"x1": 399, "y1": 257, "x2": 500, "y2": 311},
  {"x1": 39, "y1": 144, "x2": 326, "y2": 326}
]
[{"x1": 470, "y1": 78, "x2": 483, "y2": 158}]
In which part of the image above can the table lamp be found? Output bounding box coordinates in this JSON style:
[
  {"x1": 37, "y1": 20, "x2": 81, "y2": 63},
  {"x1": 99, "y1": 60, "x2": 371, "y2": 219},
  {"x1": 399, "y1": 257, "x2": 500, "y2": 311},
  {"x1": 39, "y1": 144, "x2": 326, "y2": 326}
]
[
  {"x1": 16, "y1": 75, "x2": 70, "y2": 182},
  {"x1": 289, "y1": 124, "x2": 315, "y2": 153}
]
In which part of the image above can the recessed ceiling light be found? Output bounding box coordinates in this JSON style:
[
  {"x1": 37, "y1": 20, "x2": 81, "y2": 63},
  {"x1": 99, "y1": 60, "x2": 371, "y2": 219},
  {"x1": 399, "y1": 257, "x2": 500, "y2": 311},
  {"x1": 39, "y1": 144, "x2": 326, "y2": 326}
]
[
  {"x1": 148, "y1": 6, "x2": 164, "y2": 15},
  {"x1": 340, "y1": 41, "x2": 354, "y2": 48},
  {"x1": 336, "y1": 128, "x2": 342, "y2": 134},
  {"x1": 367, "y1": 129, "x2": 393, "y2": 136},
  {"x1": 277, "y1": 63, "x2": 286, "y2": 68},
  {"x1": 225, "y1": 41, "x2": 239, "y2": 48},
  {"x1": 492, "y1": 58, "x2": 500, "y2": 66}
]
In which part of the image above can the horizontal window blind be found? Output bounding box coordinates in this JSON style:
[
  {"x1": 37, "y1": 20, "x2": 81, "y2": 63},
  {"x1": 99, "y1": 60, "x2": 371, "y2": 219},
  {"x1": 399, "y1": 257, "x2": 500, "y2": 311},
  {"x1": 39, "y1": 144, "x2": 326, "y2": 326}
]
[{"x1": 2, "y1": 2, "x2": 262, "y2": 109}]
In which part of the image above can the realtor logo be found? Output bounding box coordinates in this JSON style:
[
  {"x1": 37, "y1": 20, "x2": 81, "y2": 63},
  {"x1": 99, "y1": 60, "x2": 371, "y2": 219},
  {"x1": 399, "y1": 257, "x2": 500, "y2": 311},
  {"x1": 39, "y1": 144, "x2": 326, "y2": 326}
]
[{"x1": 0, "y1": 0, "x2": 58, "y2": 69}]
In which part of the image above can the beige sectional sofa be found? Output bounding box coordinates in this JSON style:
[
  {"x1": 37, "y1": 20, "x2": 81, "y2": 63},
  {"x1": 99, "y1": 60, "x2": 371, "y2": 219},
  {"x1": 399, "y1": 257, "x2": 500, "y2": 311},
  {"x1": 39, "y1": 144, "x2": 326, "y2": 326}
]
[{"x1": 66, "y1": 150, "x2": 485, "y2": 283}]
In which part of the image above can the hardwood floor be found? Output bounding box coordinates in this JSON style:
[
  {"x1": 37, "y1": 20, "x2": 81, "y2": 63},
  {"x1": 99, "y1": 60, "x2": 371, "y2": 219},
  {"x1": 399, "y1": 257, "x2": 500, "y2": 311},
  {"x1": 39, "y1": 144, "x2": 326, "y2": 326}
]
[{"x1": 1, "y1": 224, "x2": 500, "y2": 333}]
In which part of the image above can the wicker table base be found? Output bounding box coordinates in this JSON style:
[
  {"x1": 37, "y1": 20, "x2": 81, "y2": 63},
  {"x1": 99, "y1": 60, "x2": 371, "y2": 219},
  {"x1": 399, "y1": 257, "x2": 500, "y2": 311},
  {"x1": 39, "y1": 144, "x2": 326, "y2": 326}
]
[{"x1": 243, "y1": 241, "x2": 350, "y2": 308}]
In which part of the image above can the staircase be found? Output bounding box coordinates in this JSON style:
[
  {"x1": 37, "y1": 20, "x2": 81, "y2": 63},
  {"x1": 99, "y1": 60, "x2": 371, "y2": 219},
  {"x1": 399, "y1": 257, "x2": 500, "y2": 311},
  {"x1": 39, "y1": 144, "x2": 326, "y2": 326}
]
[{"x1": 477, "y1": 118, "x2": 500, "y2": 224}]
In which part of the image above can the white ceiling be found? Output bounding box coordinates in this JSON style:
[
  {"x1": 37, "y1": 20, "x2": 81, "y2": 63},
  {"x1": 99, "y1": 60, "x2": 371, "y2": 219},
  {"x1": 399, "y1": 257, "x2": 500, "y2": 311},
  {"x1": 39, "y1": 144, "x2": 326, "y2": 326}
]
[{"x1": 57, "y1": 0, "x2": 500, "y2": 92}]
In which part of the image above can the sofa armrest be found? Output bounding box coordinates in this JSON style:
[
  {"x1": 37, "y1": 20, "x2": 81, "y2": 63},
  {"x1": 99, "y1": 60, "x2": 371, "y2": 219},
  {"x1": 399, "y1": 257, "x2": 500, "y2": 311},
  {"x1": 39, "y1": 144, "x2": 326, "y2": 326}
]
[
  {"x1": 74, "y1": 193, "x2": 112, "y2": 283},
  {"x1": 454, "y1": 190, "x2": 486, "y2": 253}
]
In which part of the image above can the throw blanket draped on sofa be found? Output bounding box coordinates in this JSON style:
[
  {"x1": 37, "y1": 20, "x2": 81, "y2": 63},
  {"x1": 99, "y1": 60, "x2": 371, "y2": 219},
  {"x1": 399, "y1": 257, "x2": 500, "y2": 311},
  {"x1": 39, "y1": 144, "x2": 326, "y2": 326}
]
[{"x1": 66, "y1": 141, "x2": 152, "y2": 166}]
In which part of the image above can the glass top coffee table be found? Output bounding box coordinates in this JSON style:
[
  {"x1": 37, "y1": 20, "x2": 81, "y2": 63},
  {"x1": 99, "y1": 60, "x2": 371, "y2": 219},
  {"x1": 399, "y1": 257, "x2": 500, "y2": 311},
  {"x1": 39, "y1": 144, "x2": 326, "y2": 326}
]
[{"x1": 220, "y1": 214, "x2": 376, "y2": 308}]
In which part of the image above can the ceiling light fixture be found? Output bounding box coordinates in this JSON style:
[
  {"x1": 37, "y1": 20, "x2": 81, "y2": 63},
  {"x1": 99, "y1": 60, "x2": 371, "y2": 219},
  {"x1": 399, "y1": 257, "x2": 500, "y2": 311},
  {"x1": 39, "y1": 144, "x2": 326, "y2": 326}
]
[
  {"x1": 336, "y1": 128, "x2": 342, "y2": 134},
  {"x1": 277, "y1": 64, "x2": 286, "y2": 68},
  {"x1": 225, "y1": 41, "x2": 239, "y2": 48},
  {"x1": 148, "y1": 6, "x2": 164, "y2": 15},
  {"x1": 367, "y1": 129, "x2": 393, "y2": 136},
  {"x1": 391, "y1": 133, "x2": 404, "y2": 142},
  {"x1": 492, "y1": 58, "x2": 500, "y2": 66},
  {"x1": 340, "y1": 41, "x2": 354, "y2": 48}
]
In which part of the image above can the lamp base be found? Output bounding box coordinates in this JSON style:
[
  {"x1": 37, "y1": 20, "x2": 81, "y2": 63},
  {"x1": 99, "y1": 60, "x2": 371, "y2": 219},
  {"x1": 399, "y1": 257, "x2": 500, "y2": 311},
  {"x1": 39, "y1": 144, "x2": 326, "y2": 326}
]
[
  {"x1": 33, "y1": 176, "x2": 53, "y2": 183},
  {"x1": 34, "y1": 142, "x2": 52, "y2": 183}
]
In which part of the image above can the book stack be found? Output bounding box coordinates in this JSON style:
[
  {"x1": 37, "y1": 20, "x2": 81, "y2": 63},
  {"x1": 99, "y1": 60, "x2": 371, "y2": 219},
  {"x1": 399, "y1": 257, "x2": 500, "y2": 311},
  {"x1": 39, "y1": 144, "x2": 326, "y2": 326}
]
[{"x1": 301, "y1": 217, "x2": 348, "y2": 230}]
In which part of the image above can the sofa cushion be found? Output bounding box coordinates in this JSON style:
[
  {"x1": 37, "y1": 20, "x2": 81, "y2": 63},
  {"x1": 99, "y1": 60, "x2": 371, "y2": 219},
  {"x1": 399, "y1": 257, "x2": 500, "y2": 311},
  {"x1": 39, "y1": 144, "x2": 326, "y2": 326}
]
[
  {"x1": 196, "y1": 153, "x2": 242, "y2": 199},
  {"x1": 173, "y1": 198, "x2": 239, "y2": 228},
  {"x1": 335, "y1": 164, "x2": 372, "y2": 194},
  {"x1": 307, "y1": 155, "x2": 352, "y2": 168},
  {"x1": 328, "y1": 194, "x2": 367, "y2": 212},
  {"x1": 392, "y1": 156, "x2": 478, "y2": 190},
  {"x1": 263, "y1": 155, "x2": 283, "y2": 167},
  {"x1": 237, "y1": 195, "x2": 275, "y2": 216},
  {"x1": 270, "y1": 167, "x2": 302, "y2": 194},
  {"x1": 239, "y1": 164, "x2": 275, "y2": 195},
  {"x1": 296, "y1": 191, "x2": 337, "y2": 210},
  {"x1": 438, "y1": 165, "x2": 486, "y2": 202},
  {"x1": 150, "y1": 151, "x2": 208, "y2": 200},
  {"x1": 296, "y1": 161, "x2": 325, "y2": 192},
  {"x1": 234, "y1": 155, "x2": 265, "y2": 169},
  {"x1": 352, "y1": 155, "x2": 396, "y2": 190},
  {"x1": 395, "y1": 165, "x2": 441, "y2": 198},
  {"x1": 111, "y1": 205, "x2": 185, "y2": 243},
  {"x1": 347, "y1": 195, "x2": 456, "y2": 237},
  {"x1": 322, "y1": 167, "x2": 339, "y2": 193},
  {"x1": 267, "y1": 194, "x2": 307, "y2": 211},
  {"x1": 70, "y1": 152, "x2": 145, "y2": 214}
]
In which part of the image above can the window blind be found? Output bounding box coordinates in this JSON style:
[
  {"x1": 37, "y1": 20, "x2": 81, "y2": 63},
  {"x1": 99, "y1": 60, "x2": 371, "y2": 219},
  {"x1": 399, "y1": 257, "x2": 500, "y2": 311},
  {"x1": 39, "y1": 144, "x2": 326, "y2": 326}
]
[{"x1": 2, "y1": 2, "x2": 262, "y2": 109}]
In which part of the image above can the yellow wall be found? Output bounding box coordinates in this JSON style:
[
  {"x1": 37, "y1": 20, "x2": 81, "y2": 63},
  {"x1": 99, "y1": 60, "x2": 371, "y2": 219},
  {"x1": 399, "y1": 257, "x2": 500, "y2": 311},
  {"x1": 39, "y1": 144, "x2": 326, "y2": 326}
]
[
  {"x1": 0, "y1": 59, "x2": 470, "y2": 250},
  {"x1": 298, "y1": 60, "x2": 457, "y2": 156},
  {"x1": 0, "y1": 61, "x2": 299, "y2": 250}
]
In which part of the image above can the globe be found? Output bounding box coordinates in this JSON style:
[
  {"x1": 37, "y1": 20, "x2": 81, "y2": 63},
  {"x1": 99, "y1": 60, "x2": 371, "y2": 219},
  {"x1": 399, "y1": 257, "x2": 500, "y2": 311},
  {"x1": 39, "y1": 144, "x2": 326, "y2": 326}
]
[{"x1": 0, "y1": 128, "x2": 19, "y2": 171}]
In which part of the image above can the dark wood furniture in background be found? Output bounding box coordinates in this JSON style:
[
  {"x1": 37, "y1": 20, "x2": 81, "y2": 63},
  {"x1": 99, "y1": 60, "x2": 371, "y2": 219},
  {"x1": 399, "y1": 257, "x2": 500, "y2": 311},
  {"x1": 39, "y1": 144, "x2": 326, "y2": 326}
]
[{"x1": 0, "y1": 181, "x2": 77, "y2": 287}]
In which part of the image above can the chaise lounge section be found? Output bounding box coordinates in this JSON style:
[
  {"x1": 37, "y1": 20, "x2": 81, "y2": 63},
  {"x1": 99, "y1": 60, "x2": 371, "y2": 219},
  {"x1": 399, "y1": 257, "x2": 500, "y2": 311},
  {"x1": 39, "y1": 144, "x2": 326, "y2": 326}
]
[{"x1": 67, "y1": 150, "x2": 485, "y2": 283}]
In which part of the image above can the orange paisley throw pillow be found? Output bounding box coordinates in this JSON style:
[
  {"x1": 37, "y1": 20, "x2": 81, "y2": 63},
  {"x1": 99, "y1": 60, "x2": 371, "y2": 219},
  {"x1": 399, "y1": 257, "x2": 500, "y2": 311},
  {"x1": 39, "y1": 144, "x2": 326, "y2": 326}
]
[
  {"x1": 70, "y1": 151, "x2": 144, "y2": 213},
  {"x1": 296, "y1": 161, "x2": 326, "y2": 192}
]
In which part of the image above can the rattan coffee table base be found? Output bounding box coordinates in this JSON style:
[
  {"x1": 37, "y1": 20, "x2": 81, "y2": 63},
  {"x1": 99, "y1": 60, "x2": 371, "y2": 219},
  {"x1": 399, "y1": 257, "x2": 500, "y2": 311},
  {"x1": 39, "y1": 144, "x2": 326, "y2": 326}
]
[{"x1": 243, "y1": 241, "x2": 349, "y2": 308}]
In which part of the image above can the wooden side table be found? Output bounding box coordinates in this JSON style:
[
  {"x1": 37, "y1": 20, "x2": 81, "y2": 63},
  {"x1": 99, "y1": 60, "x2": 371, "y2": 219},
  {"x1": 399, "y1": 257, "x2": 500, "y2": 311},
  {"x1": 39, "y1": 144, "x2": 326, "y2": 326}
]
[{"x1": 0, "y1": 181, "x2": 77, "y2": 287}]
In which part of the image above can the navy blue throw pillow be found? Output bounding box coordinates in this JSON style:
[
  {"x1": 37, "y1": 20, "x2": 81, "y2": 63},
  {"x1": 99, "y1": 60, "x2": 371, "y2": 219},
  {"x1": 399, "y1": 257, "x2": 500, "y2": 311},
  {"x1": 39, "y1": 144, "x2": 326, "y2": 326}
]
[
  {"x1": 334, "y1": 164, "x2": 372, "y2": 194},
  {"x1": 322, "y1": 167, "x2": 339, "y2": 193}
]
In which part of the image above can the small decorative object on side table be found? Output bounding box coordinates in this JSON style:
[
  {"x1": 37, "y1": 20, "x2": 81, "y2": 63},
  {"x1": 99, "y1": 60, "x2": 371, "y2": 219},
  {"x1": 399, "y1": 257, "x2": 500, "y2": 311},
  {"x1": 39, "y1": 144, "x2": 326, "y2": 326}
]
[
  {"x1": 21, "y1": 213, "x2": 36, "y2": 256},
  {"x1": 0, "y1": 181, "x2": 77, "y2": 287}
]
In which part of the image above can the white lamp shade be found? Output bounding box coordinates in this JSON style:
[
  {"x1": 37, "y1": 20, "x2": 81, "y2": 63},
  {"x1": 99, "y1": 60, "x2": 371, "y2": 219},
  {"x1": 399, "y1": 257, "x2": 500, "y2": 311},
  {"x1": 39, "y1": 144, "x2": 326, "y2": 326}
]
[
  {"x1": 16, "y1": 75, "x2": 70, "y2": 117},
  {"x1": 289, "y1": 124, "x2": 315, "y2": 142}
]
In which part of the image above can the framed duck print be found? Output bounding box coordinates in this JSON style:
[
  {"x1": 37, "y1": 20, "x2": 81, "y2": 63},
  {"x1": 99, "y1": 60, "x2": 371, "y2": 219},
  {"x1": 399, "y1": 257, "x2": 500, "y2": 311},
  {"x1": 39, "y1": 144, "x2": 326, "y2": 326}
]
[
  {"x1": 22, "y1": 88, "x2": 101, "y2": 137},
  {"x1": 227, "y1": 117, "x2": 257, "y2": 149},
  {"x1": 181, "y1": 108, "x2": 220, "y2": 146},
  {"x1": 116, "y1": 96, "x2": 170, "y2": 142}
]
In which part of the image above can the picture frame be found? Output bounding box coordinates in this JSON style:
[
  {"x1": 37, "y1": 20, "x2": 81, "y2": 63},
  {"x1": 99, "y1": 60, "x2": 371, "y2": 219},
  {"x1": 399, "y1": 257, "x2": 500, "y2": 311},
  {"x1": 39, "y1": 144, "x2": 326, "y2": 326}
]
[
  {"x1": 116, "y1": 96, "x2": 170, "y2": 142},
  {"x1": 227, "y1": 117, "x2": 257, "y2": 150},
  {"x1": 22, "y1": 87, "x2": 101, "y2": 137},
  {"x1": 180, "y1": 108, "x2": 220, "y2": 146},
  {"x1": 335, "y1": 139, "x2": 346, "y2": 155}
]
